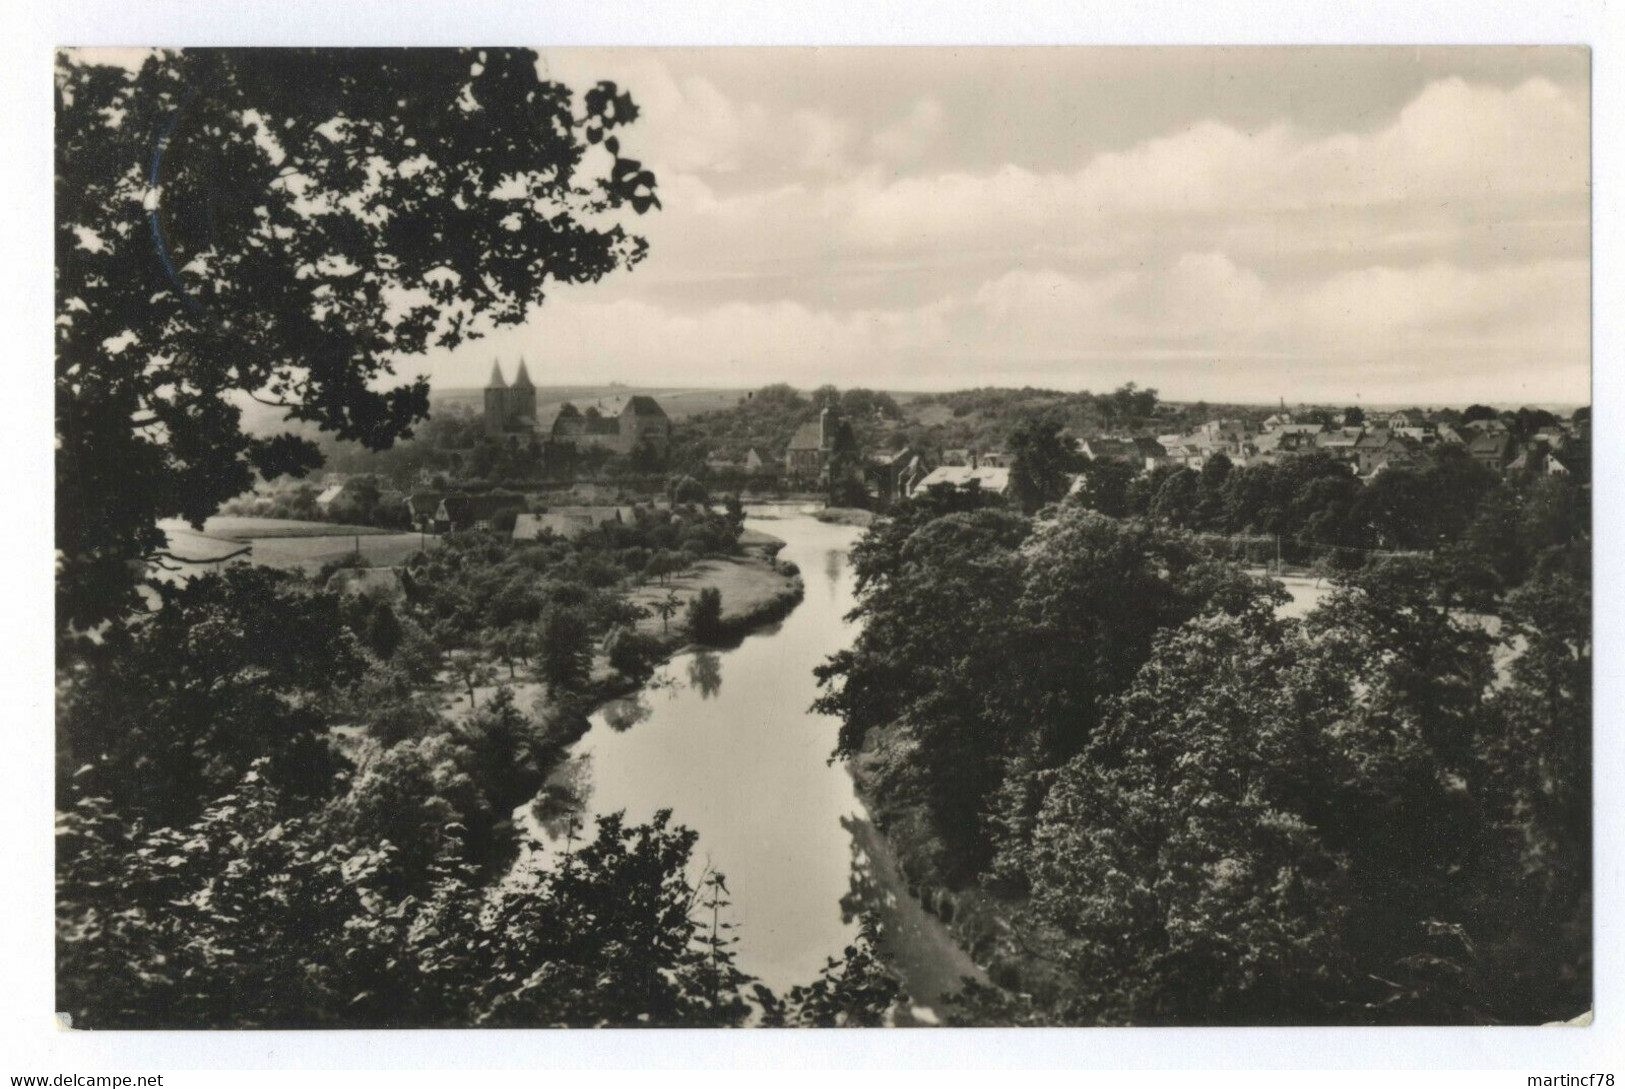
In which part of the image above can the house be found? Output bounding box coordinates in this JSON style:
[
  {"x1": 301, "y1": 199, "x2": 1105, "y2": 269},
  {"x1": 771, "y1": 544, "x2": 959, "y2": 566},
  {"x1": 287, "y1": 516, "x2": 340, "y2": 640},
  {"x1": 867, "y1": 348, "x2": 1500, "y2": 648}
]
[
  {"x1": 1462, "y1": 417, "x2": 1509, "y2": 436},
  {"x1": 1506, "y1": 445, "x2": 1547, "y2": 475},
  {"x1": 1316, "y1": 427, "x2": 1363, "y2": 464},
  {"x1": 1353, "y1": 429, "x2": 1395, "y2": 474},
  {"x1": 978, "y1": 450, "x2": 1014, "y2": 469},
  {"x1": 940, "y1": 448, "x2": 973, "y2": 467},
  {"x1": 1080, "y1": 437, "x2": 1136, "y2": 462},
  {"x1": 1534, "y1": 426, "x2": 1570, "y2": 451},
  {"x1": 436, "y1": 493, "x2": 526, "y2": 533},
  {"x1": 1466, "y1": 431, "x2": 1517, "y2": 475},
  {"x1": 512, "y1": 506, "x2": 630, "y2": 542},
  {"x1": 785, "y1": 406, "x2": 856, "y2": 486},
  {"x1": 1262, "y1": 413, "x2": 1293, "y2": 430},
  {"x1": 315, "y1": 483, "x2": 347, "y2": 510},
  {"x1": 705, "y1": 453, "x2": 744, "y2": 474},
  {"x1": 865, "y1": 448, "x2": 932, "y2": 509},
  {"x1": 911, "y1": 464, "x2": 1012, "y2": 499},
  {"x1": 1358, "y1": 436, "x2": 1420, "y2": 480},
  {"x1": 406, "y1": 492, "x2": 447, "y2": 531},
  {"x1": 550, "y1": 395, "x2": 672, "y2": 457}
]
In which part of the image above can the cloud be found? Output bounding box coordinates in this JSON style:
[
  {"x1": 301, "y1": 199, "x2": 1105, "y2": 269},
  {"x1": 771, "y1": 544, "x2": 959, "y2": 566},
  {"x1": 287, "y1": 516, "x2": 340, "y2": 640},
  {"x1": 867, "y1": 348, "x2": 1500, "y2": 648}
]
[
  {"x1": 423, "y1": 67, "x2": 1588, "y2": 405},
  {"x1": 452, "y1": 252, "x2": 1586, "y2": 404}
]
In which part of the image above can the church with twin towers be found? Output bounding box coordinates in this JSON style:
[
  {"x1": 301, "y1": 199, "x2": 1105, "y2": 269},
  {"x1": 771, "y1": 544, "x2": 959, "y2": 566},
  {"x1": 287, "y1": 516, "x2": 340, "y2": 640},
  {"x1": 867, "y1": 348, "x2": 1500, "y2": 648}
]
[
  {"x1": 482, "y1": 357, "x2": 537, "y2": 436},
  {"x1": 482, "y1": 357, "x2": 672, "y2": 458}
]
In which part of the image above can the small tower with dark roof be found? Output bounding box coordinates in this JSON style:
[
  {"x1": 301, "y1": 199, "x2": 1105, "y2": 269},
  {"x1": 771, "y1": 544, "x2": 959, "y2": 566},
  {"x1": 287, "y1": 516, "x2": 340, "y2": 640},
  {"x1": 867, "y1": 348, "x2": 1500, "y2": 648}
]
[
  {"x1": 509, "y1": 356, "x2": 536, "y2": 426},
  {"x1": 484, "y1": 360, "x2": 509, "y2": 436}
]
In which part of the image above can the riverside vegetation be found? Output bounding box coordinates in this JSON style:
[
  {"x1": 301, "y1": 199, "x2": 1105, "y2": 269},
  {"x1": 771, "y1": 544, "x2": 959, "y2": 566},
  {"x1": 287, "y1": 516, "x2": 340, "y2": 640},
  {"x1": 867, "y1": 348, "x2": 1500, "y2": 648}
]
[{"x1": 814, "y1": 472, "x2": 1589, "y2": 1025}]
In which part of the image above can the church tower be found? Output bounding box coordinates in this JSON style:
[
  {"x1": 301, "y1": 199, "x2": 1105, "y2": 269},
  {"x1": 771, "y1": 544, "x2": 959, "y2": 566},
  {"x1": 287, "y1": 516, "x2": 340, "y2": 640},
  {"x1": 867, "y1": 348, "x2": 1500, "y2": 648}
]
[
  {"x1": 483, "y1": 360, "x2": 508, "y2": 436},
  {"x1": 510, "y1": 356, "x2": 537, "y2": 427}
]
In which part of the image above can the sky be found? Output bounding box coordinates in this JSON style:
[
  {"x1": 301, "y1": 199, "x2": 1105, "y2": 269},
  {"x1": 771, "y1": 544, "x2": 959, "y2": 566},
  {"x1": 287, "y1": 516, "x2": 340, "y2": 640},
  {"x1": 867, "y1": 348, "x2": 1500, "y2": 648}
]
[{"x1": 411, "y1": 48, "x2": 1587, "y2": 404}]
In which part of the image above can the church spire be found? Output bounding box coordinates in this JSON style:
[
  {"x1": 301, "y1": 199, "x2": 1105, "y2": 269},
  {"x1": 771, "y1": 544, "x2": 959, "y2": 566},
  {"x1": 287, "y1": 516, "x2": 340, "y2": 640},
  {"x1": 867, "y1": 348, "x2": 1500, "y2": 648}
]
[
  {"x1": 512, "y1": 356, "x2": 534, "y2": 389},
  {"x1": 486, "y1": 359, "x2": 507, "y2": 389}
]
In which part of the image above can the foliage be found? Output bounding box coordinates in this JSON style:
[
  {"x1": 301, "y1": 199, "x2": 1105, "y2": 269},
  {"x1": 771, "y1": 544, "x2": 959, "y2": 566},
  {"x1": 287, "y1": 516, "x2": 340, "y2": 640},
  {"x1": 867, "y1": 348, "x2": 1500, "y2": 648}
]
[
  {"x1": 685, "y1": 586, "x2": 724, "y2": 643},
  {"x1": 818, "y1": 498, "x2": 1283, "y2": 884},
  {"x1": 971, "y1": 555, "x2": 1589, "y2": 1025},
  {"x1": 756, "y1": 915, "x2": 903, "y2": 1027},
  {"x1": 535, "y1": 602, "x2": 593, "y2": 694},
  {"x1": 1008, "y1": 418, "x2": 1079, "y2": 513},
  {"x1": 56, "y1": 48, "x2": 658, "y2": 632},
  {"x1": 57, "y1": 565, "x2": 361, "y2": 825}
]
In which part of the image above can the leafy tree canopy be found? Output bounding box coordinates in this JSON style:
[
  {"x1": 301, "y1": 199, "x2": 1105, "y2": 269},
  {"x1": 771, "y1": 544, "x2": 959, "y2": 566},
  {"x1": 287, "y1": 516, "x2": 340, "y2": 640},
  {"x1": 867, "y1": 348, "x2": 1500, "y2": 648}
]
[{"x1": 57, "y1": 48, "x2": 658, "y2": 632}]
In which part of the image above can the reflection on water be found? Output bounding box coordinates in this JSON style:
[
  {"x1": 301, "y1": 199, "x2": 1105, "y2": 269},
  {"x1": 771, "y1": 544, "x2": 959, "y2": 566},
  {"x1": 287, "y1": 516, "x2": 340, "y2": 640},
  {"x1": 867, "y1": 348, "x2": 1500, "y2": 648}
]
[
  {"x1": 823, "y1": 548, "x2": 844, "y2": 601},
  {"x1": 600, "y1": 692, "x2": 655, "y2": 732},
  {"x1": 519, "y1": 514, "x2": 880, "y2": 995},
  {"x1": 529, "y1": 754, "x2": 594, "y2": 841},
  {"x1": 687, "y1": 650, "x2": 723, "y2": 699}
]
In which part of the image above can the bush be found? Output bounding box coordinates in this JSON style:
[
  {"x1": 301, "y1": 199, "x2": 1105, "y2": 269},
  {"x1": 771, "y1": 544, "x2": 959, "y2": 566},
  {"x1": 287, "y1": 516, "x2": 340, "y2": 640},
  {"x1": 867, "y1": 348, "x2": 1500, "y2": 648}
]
[
  {"x1": 606, "y1": 625, "x2": 661, "y2": 676},
  {"x1": 685, "y1": 587, "x2": 724, "y2": 642}
]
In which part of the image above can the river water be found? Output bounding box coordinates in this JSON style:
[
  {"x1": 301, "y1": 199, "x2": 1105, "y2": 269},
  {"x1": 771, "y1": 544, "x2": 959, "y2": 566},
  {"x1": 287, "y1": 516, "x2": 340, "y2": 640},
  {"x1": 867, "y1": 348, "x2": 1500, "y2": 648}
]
[{"x1": 517, "y1": 507, "x2": 978, "y2": 1020}]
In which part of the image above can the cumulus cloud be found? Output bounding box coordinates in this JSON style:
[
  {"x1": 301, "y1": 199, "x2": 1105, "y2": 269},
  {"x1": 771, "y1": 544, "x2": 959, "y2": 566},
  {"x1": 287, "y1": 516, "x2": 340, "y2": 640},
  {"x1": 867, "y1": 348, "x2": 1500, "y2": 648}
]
[{"x1": 426, "y1": 57, "x2": 1589, "y2": 405}]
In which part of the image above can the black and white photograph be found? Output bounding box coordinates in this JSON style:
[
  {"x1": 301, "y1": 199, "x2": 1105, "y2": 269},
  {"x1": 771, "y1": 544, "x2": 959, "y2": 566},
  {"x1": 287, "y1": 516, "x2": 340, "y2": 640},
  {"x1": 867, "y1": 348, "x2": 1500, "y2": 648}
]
[{"x1": 26, "y1": 10, "x2": 1615, "y2": 1073}]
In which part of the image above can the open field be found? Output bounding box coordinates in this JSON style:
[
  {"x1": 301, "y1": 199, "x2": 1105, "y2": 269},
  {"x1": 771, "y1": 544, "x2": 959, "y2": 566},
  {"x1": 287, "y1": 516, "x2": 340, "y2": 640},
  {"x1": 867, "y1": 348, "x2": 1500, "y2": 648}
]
[
  {"x1": 157, "y1": 517, "x2": 435, "y2": 576},
  {"x1": 192, "y1": 516, "x2": 396, "y2": 540},
  {"x1": 244, "y1": 534, "x2": 433, "y2": 572},
  {"x1": 628, "y1": 555, "x2": 801, "y2": 638}
]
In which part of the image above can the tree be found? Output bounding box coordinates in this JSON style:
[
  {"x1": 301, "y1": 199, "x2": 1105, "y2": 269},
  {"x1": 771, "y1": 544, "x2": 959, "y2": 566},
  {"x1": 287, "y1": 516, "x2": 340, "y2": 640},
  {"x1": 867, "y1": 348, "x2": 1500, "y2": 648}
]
[
  {"x1": 364, "y1": 600, "x2": 404, "y2": 659},
  {"x1": 669, "y1": 475, "x2": 709, "y2": 505},
  {"x1": 57, "y1": 48, "x2": 659, "y2": 633},
  {"x1": 1342, "y1": 405, "x2": 1366, "y2": 426},
  {"x1": 56, "y1": 565, "x2": 363, "y2": 825},
  {"x1": 685, "y1": 587, "x2": 724, "y2": 643},
  {"x1": 447, "y1": 650, "x2": 496, "y2": 709},
  {"x1": 536, "y1": 602, "x2": 592, "y2": 694},
  {"x1": 1462, "y1": 404, "x2": 1498, "y2": 425},
  {"x1": 653, "y1": 590, "x2": 682, "y2": 633},
  {"x1": 1069, "y1": 458, "x2": 1134, "y2": 518},
  {"x1": 1008, "y1": 418, "x2": 1076, "y2": 514},
  {"x1": 605, "y1": 624, "x2": 659, "y2": 676}
]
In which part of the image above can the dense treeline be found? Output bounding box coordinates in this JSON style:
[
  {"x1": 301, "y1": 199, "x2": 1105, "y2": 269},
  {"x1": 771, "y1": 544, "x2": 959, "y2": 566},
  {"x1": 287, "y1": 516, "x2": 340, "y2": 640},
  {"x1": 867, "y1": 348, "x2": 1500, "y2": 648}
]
[
  {"x1": 817, "y1": 483, "x2": 1589, "y2": 1024},
  {"x1": 666, "y1": 384, "x2": 903, "y2": 478},
  {"x1": 1072, "y1": 444, "x2": 1588, "y2": 595},
  {"x1": 57, "y1": 504, "x2": 899, "y2": 1028}
]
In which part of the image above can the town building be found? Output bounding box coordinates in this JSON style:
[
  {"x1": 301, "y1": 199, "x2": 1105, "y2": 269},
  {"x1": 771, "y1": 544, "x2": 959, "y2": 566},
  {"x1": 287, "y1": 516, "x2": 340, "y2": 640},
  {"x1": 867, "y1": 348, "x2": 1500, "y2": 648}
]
[
  {"x1": 1467, "y1": 431, "x2": 1517, "y2": 475},
  {"x1": 785, "y1": 406, "x2": 856, "y2": 486},
  {"x1": 549, "y1": 395, "x2": 672, "y2": 457},
  {"x1": 434, "y1": 493, "x2": 526, "y2": 533},
  {"x1": 512, "y1": 506, "x2": 635, "y2": 542},
  {"x1": 865, "y1": 448, "x2": 933, "y2": 510},
  {"x1": 910, "y1": 464, "x2": 1012, "y2": 499}
]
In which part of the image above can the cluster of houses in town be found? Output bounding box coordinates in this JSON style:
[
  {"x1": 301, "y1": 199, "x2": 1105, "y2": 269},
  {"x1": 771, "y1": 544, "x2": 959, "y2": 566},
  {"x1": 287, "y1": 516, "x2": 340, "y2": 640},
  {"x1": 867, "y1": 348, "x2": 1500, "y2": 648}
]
[
  {"x1": 1099, "y1": 410, "x2": 1589, "y2": 482},
  {"x1": 263, "y1": 399, "x2": 1588, "y2": 542},
  {"x1": 803, "y1": 406, "x2": 1588, "y2": 508}
]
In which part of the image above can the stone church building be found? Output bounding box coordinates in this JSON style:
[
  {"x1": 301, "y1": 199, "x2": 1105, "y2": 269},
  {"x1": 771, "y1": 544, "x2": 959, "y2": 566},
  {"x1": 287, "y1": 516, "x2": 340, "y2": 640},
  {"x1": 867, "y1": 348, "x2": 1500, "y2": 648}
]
[
  {"x1": 551, "y1": 395, "x2": 671, "y2": 457},
  {"x1": 483, "y1": 359, "x2": 536, "y2": 436}
]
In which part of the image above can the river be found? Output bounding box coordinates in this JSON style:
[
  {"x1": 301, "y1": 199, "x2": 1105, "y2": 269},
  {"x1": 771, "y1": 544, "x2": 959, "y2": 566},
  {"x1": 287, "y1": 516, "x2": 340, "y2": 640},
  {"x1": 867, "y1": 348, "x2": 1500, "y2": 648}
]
[{"x1": 516, "y1": 507, "x2": 979, "y2": 1023}]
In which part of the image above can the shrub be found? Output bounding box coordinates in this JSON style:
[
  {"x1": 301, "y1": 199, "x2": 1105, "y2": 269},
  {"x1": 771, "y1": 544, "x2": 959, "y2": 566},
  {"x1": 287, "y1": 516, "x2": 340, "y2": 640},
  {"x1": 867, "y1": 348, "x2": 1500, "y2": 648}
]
[{"x1": 685, "y1": 587, "x2": 724, "y2": 642}]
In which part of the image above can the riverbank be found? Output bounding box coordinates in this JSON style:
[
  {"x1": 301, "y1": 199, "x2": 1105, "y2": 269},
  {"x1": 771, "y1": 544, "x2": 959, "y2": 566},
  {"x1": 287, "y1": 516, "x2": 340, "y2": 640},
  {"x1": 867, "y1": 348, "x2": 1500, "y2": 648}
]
[
  {"x1": 813, "y1": 506, "x2": 878, "y2": 528},
  {"x1": 443, "y1": 545, "x2": 804, "y2": 724},
  {"x1": 847, "y1": 733, "x2": 1027, "y2": 996}
]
